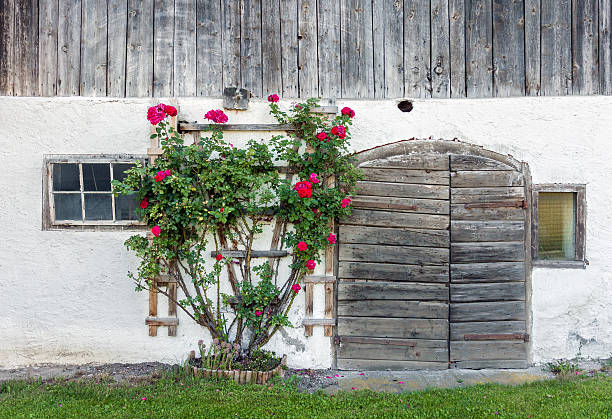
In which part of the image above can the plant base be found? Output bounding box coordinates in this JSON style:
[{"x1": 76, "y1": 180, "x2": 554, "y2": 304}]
[{"x1": 192, "y1": 355, "x2": 287, "y2": 384}]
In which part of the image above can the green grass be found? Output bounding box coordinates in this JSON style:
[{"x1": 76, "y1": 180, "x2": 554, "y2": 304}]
[{"x1": 1, "y1": 374, "x2": 611, "y2": 418}]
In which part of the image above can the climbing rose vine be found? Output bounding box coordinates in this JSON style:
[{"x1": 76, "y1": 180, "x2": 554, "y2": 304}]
[{"x1": 113, "y1": 99, "x2": 360, "y2": 355}]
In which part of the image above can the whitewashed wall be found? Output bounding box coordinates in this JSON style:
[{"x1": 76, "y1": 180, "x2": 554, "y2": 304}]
[{"x1": 1, "y1": 95, "x2": 611, "y2": 369}]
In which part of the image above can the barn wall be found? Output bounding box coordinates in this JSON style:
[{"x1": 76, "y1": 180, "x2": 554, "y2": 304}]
[{"x1": 1, "y1": 95, "x2": 611, "y2": 368}]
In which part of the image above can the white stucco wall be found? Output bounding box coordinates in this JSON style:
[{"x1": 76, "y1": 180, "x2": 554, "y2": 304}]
[{"x1": 1, "y1": 95, "x2": 611, "y2": 369}]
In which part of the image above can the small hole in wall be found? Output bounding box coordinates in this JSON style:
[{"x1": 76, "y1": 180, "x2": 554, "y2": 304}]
[{"x1": 398, "y1": 100, "x2": 413, "y2": 113}]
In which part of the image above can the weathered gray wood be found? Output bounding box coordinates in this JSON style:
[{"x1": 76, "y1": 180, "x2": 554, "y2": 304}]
[
  {"x1": 404, "y1": 0, "x2": 431, "y2": 98},
  {"x1": 178, "y1": 123, "x2": 294, "y2": 131},
  {"x1": 14, "y1": 0, "x2": 38, "y2": 96},
  {"x1": 127, "y1": 0, "x2": 154, "y2": 97},
  {"x1": 196, "y1": 0, "x2": 222, "y2": 96},
  {"x1": 338, "y1": 300, "x2": 449, "y2": 319},
  {"x1": 451, "y1": 320, "x2": 526, "y2": 340},
  {"x1": 451, "y1": 359, "x2": 528, "y2": 369},
  {"x1": 340, "y1": 243, "x2": 449, "y2": 265},
  {"x1": 572, "y1": 0, "x2": 599, "y2": 94},
  {"x1": 153, "y1": 0, "x2": 175, "y2": 97},
  {"x1": 361, "y1": 168, "x2": 450, "y2": 185},
  {"x1": 338, "y1": 341, "x2": 448, "y2": 362},
  {"x1": 337, "y1": 358, "x2": 448, "y2": 371},
  {"x1": 372, "y1": 0, "x2": 403, "y2": 97},
  {"x1": 338, "y1": 282, "x2": 449, "y2": 301},
  {"x1": 210, "y1": 249, "x2": 288, "y2": 258},
  {"x1": 450, "y1": 154, "x2": 516, "y2": 171},
  {"x1": 451, "y1": 203, "x2": 525, "y2": 221},
  {"x1": 451, "y1": 241, "x2": 525, "y2": 262},
  {"x1": 541, "y1": 0, "x2": 572, "y2": 95},
  {"x1": 372, "y1": 0, "x2": 384, "y2": 98},
  {"x1": 601, "y1": 0, "x2": 612, "y2": 94},
  {"x1": 221, "y1": 0, "x2": 241, "y2": 89},
  {"x1": 359, "y1": 153, "x2": 450, "y2": 170},
  {"x1": 107, "y1": 0, "x2": 128, "y2": 97},
  {"x1": 492, "y1": 0, "x2": 525, "y2": 97},
  {"x1": 279, "y1": 0, "x2": 298, "y2": 97},
  {"x1": 451, "y1": 282, "x2": 525, "y2": 302},
  {"x1": 451, "y1": 261, "x2": 525, "y2": 282},
  {"x1": 38, "y1": 0, "x2": 58, "y2": 96},
  {"x1": 356, "y1": 181, "x2": 449, "y2": 200},
  {"x1": 297, "y1": 0, "x2": 318, "y2": 97},
  {"x1": 341, "y1": 0, "x2": 374, "y2": 98},
  {"x1": 451, "y1": 220, "x2": 524, "y2": 242},
  {"x1": 451, "y1": 187, "x2": 525, "y2": 204},
  {"x1": 340, "y1": 225, "x2": 449, "y2": 247},
  {"x1": 57, "y1": 0, "x2": 81, "y2": 96},
  {"x1": 0, "y1": 0, "x2": 14, "y2": 95},
  {"x1": 431, "y1": 0, "x2": 450, "y2": 98},
  {"x1": 524, "y1": 0, "x2": 541, "y2": 95},
  {"x1": 351, "y1": 195, "x2": 450, "y2": 215},
  {"x1": 451, "y1": 170, "x2": 524, "y2": 187},
  {"x1": 449, "y1": 0, "x2": 466, "y2": 97},
  {"x1": 339, "y1": 261, "x2": 449, "y2": 282},
  {"x1": 240, "y1": 0, "x2": 262, "y2": 96},
  {"x1": 81, "y1": 0, "x2": 107, "y2": 96},
  {"x1": 465, "y1": 0, "x2": 492, "y2": 97},
  {"x1": 338, "y1": 316, "x2": 449, "y2": 340},
  {"x1": 316, "y1": 0, "x2": 341, "y2": 98},
  {"x1": 450, "y1": 301, "x2": 526, "y2": 322},
  {"x1": 342, "y1": 209, "x2": 450, "y2": 230},
  {"x1": 261, "y1": 0, "x2": 281, "y2": 96},
  {"x1": 450, "y1": 341, "x2": 526, "y2": 361}
]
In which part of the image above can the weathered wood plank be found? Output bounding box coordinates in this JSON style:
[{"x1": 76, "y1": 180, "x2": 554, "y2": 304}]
[
  {"x1": 339, "y1": 336, "x2": 448, "y2": 347},
  {"x1": 451, "y1": 241, "x2": 525, "y2": 262},
  {"x1": 451, "y1": 261, "x2": 525, "y2": 282},
  {"x1": 38, "y1": 0, "x2": 58, "y2": 96},
  {"x1": 451, "y1": 320, "x2": 526, "y2": 339},
  {"x1": 372, "y1": 0, "x2": 404, "y2": 97},
  {"x1": 449, "y1": 0, "x2": 466, "y2": 97},
  {"x1": 317, "y1": 0, "x2": 341, "y2": 98},
  {"x1": 338, "y1": 300, "x2": 449, "y2": 319},
  {"x1": 338, "y1": 316, "x2": 449, "y2": 340},
  {"x1": 340, "y1": 243, "x2": 449, "y2": 265},
  {"x1": 492, "y1": 0, "x2": 525, "y2": 97},
  {"x1": 221, "y1": 0, "x2": 241, "y2": 89},
  {"x1": 340, "y1": 225, "x2": 449, "y2": 247},
  {"x1": 356, "y1": 181, "x2": 449, "y2": 200},
  {"x1": 541, "y1": 0, "x2": 572, "y2": 95},
  {"x1": 280, "y1": 0, "x2": 298, "y2": 97},
  {"x1": 431, "y1": 0, "x2": 450, "y2": 98},
  {"x1": 0, "y1": 0, "x2": 15, "y2": 95},
  {"x1": 57, "y1": 0, "x2": 81, "y2": 96},
  {"x1": 404, "y1": 0, "x2": 431, "y2": 98},
  {"x1": 601, "y1": 0, "x2": 612, "y2": 94},
  {"x1": 465, "y1": 0, "x2": 492, "y2": 97},
  {"x1": 341, "y1": 0, "x2": 374, "y2": 98},
  {"x1": 179, "y1": 122, "x2": 294, "y2": 131},
  {"x1": 81, "y1": 0, "x2": 107, "y2": 96},
  {"x1": 361, "y1": 168, "x2": 450, "y2": 185},
  {"x1": 241, "y1": 0, "x2": 263, "y2": 96},
  {"x1": 451, "y1": 203, "x2": 525, "y2": 221},
  {"x1": 450, "y1": 154, "x2": 516, "y2": 171},
  {"x1": 261, "y1": 0, "x2": 281, "y2": 96},
  {"x1": 127, "y1": 0, "x2": 154, "y2": 97},
  {"x1": 451, "y1": 187, "x2": 525, "y2": 203},
  {"x1": 339, "y1": 261, "x2": 448, "y2": 282},
  {"x1": 451, "y1": 282, "x2": 526, "y2": 302},
  {"x1": 451, "y1": 220, "x2": 524, "y2": 242},
  {"x1": 342, "y1": 209, "x2": 450, "y2": 230},
  {"x1": 372, "y1": 0, "x2": 384, "y2": 98},
  {"x1": 14, "y1": 0, "x2": 38, "y2": 96},
  {"x1": 451, "y1": 170, "x2": 524, "y2": 187},
  {"x1": 451, "y1": 359, "x2": 528, "y2": 369},
  {"x1": 337, "y1": 358, "x2": 448, "y2": 371},
  {"x1": 524, "y1": 0, "x2": 541, "y2": 95},
  {"x1": 338, "y1": 341, "x2": 448, "y2": 362},
  {"x1": 450, "y1": 301, "x2": 526, "y2": 322},
  {"x1": 338, "y1": 282, "x2": 449, "y2": 301},
  {"x1": 351, "y1": 195, "x2": 450, "y2": 215},
  {"x1": 153, "y1": 0, "x2": 175, "y2": 96},
  {"x1": 450, "y1": 341, "x2": 526, "y2": 361},
  {"x1": 196, "y1": 0, "x2": 222, "y2": 96},
  {"x1": 107, "y1": 0, "x2": 128, "y2": 97},
  {"x1": 210, "y1": 249, "x2": 289, "y2": 258},
  {"x1": 360, "y1": 153, "x2": 450, "y2": 170},
  {"x1": 572, "y1": 0, "x2": 599, "y2": 94},
  {"x1": 298, "y1": 0, "x2": 318, "y2": 97}
]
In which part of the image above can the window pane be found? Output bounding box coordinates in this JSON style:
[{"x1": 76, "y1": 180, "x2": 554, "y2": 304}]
[
  {"x1": 82, "y1": 163, "x2": 111, "y2": 191},
  {"x1": 538, "y1": 192, "x2": 576, "y2": 260},
  {"x1": 84, "y1": 194, "x2": 113, "y2": 220},
  {"x1": 115, "y1": 194, "x2": 140, "y2": 220},
  {"x1": 54, "y1": 193, "x2": 82, "y2": 220},
  {"x1": 52, "y1": 164, "x2": 80, "y2": 191},
  {"x1": 113, "y1": 163, "x2": 137, "y2": 183}
]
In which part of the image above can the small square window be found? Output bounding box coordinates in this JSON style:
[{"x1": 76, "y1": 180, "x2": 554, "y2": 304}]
[{"x1": 532, "y1": 185, "x2": 586, "y2": 268}]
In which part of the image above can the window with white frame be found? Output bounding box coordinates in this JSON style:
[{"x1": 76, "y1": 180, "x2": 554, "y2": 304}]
[
  {"x1": 532, "y1": 184, "x2": 586, "y2": 268},
  {"x1": 44, "y1": 156, "x2": 147, "y2": 229}
]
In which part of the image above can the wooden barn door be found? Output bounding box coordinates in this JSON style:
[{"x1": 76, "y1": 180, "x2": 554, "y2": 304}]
[{"x1": 336, "y1": 153, "x2": 451, "y2": 370}]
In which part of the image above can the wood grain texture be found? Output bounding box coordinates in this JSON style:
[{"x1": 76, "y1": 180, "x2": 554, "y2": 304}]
[
  {"x1": 351, "y1": 195, "x2": 450, "y2": 214},
  {"x1": 298, "y1": 0, "x2": 318, "y2": 97},
  {"x1": 451, "y1": 241, "x2": 525, "y2": 262},
  {"x1": 280, "y1": 0, "x2": 298, "y2": 97},
  {"x1": 450, "y1": 282, "x2": 526, "y2": 302},
  {"x1": 465, "y1": 0, "x2": 492, "y2": 97},
  {"x1": 451, "y1": 203, "x2": 525, "y2": 221},
  {"x1": 451, "y1": 220, "x2": 524, "y2": 242},
  {"x1": 340, "y1": 243, "x2": 449, "y2": 265},
  {"x1": 38, "y1": 0, "x2": 58, "y2": 96},
  {"x1": 450, "y1": 154, "x2": 516, "y2": 171},
  {"x1": 153, "y1": 0, "x2": 175, "y2": 97},
  {"x1": 601, "y1": 0, "x2": 612, "y2": 94},
  {"x1": 492, "y1": 0, "x2": 525, "y2": 97},
  {"x1": 107, "y1": 0, "x2": 128, "y2": 97},
  {"x1": 317, "y1": 0, "x2": 341, "y2": 98},
  {"x1": 450, "y1": 301, "x2": 526, "y2": 321},
  {"x1": 372, "y1": 0, "x2": 404, "y2": 97},
  {"x1": 338, "y1": 316, "x2": 449, "y2": 340},
  {"x1": 359, "y1": 153, "x2": 450, "y2": 170},
  {"x1": 337, "y1": 358, "x2": 448, "y2": 370},
  {"x1": 451, "y1": 261, "x2": 525, "y2": 282},
  {"x1": 81, "y1": 0, "x2": 107, "y2": 96},
  {"x1": 572, "y1": 0, "x2": 599, "y2": 94},
  {"x1": 0, "y1": 0, "x2": 15, "y2": 95},
  {"x1": 450, "y1": 320, "x2": 526, "y2": 339},
  {"x1": 404, "y1": 0, "x2": 431, "y2": 98},
  {"x1": 126, "y1": 0, "x2": 153, "y2": 97},
  {"x1": 541, "y1": 0, "x2": 572, "y2": 95},
  {"x1": 343, "y1": 209, "x2": 450, "y2": 230},
  {"x1": 262, "y1": 0, "x2": 281, "y2": 96},
  {"x1": 14, "y1": 0, "x2": 38, "y2": 96},
  {"x1": 451, "y1": 170, "x2": 524, "y2": 187},
  {"x1": 450, "y1": 341, "x2": 526, "y2": 361},
  {"x1": 240, "y1": 0, "x2": 262, "y2": 96},
  {"x1": 341, "y1": 0, "x2": 374, "y2": 97},
  {"x1": 338, "y1": 300, "x2": 449, "y2": 319},
  {"x1": 431, "y1": 0, "x2": 450, "y2": 97},
  {"x1": 339, "y1": 261, "x2": 448, "y2": 282},
  {"x1": 340, "y1": 225, "x2": 450, "y2": 247},
  {"x1": 451, "y1": 187, "x2": 525, "y2": 203},
  {"x1": 356, "y1": 181, "x2": 449, "y2": 199},
  {"x1": 338, "y1": 341, "x2": 448, "y2": 362},
  {"x1": 451, "y1": 359, "x2": 528, "y2": 369},
  {"x1": 304, "y1": 282, "x2": 313, "y2": 336},
  {"x1": 524, "y1": 0, "x2": 541, "y2": 95},
  {"x1": 449, "y1": 0, "x2": 466, "y2": 97},
  {"x1": 338, "y1": 281, "x2": 449, "y2": 301},
  {"x1": 361, "y1": 168, "x2": 450, "y2": 185}
]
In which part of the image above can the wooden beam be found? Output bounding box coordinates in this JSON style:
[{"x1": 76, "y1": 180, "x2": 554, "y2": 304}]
[
  {"x1": 179, "y1": 123, "x2": 295, "y2": 132},
  {"x1": 210, "y1": 249, "x2": 289, "y2": 258},
  {"x1": 145, "y1": 316, "x2": 180, "y2": 326},
  {"x1": 302, "y1": 318, "x2": 336, "y2": 326}
]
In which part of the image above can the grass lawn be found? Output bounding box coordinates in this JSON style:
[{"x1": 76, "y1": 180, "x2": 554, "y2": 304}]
[{"x1": 1, "y1": 373, "x2": 611, "y2": 418}]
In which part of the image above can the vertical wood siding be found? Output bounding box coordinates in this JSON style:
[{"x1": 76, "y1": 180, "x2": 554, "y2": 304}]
[{"x1": 1, "y1": 0, "x2": 610, "y2": 98}]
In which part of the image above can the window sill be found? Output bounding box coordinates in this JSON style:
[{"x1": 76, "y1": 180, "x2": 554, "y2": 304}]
[
  {"x1": 533, "y1": 260, "x2": 586, "y2": 269},
  {"x1": 45, "y1": 222, "x2": 147, "y2": 232}
]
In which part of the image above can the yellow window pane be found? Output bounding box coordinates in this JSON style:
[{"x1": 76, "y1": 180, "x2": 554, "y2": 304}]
[{"x1": 538, "y1": 192, "x2": 576, "y2": 260}]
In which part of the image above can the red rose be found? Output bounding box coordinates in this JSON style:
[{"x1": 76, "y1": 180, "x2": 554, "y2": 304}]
[
  {"x1": 162, "y1": 104, "x2": 177, "y2": 117},
  {"x1": 316, "y1": 132, "x2": 327, "y2": 141},
  {"x1": 205, "y1": 109, "x2": 229, "y2": 124},
  {"x1": 267, "y1": 94, "x2": 279, "y2": 103},
  {"x1": 151, "y1": 225, "x2": 161, "y2": 237},
  {"x1": 298, "y1": 188, "x2": 312, "y2": 198},
  {"x1": 294, "y1": 180, "x2": 313, "y2": 198},
  {"x1": 147, "y1": 105, "x2": 166, "y2": 125},
  {"x1": 328, "y1": 233, "x2": 337, "y2": 244},
  {"x1": 219, "y1": 208, "x2": 223, "y2": 212},
  {"x1": 297, "y1": 241, "x2": 308, "y2": 251},
  {"x1": 331, "y1": 125, "x2": 346, "y2": 139},
  {"x1": 306, "y1": 260, "x2": 316, "y2": 270},
  {"x1": 140, "y1": 198, "x2": 149, "y2": 209},
  {"x1": 341, "y1": 107, "x2": 355, "y2": 118},
  {"x1": 342, "y1": 198, "x2": 351, "y2": 208},
  {"x1": 255, "y1": 310, "x2": 263, "y2": 317},
  {"x1": 216, "y1": 254, "x2": 223, "y2": 261},
  {"x1": 291, "y1": 284, "x2": 301, "y2": 293}
]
